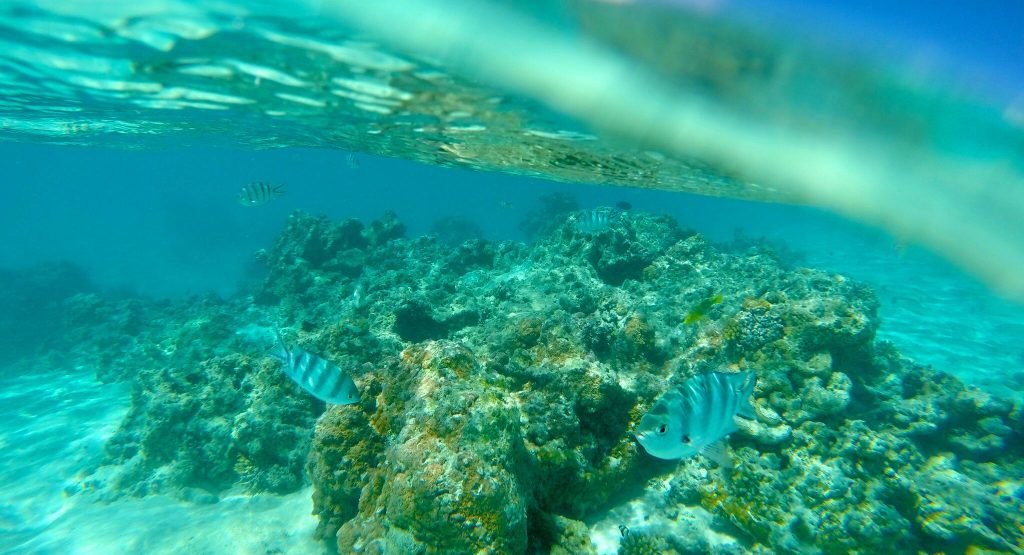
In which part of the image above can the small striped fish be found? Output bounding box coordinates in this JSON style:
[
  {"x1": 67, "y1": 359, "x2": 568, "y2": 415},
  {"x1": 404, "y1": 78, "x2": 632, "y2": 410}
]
[
  {"x1": 635, "y1": 371, "x2": 756, "y2": 465},
  {"x1": 574, "y1": 208, "x2": 614, "y2": 234},
  {"x1": 270, "y1": 335, "x2": 359, "y2": 405},
  {"x1": 238, "y1": 182, "x2": 285, "y2": 207}
]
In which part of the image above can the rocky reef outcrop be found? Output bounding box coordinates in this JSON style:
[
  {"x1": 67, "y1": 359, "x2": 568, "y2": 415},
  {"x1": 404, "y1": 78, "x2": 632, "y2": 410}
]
[
  {"x1": 258, "y1": 210, "x2": 1022, "y2": 554},
  {"x1": 46, "y1": 207, "x2": 1022, "y2": 553}
]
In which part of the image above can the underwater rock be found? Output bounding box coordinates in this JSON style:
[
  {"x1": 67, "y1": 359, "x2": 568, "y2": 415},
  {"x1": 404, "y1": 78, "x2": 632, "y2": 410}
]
[
  {"x1": 329, "y1": 341, "x2": 529, "y2": 554},
  {"x1": 307, "y1": 403, "x2": 383, "y2": 540},
  {"x1": 364, "y1": 210, "x2": 407, "y2": 246},
  {"x1": 300, "y1": 210, "x2": 1021, "y2": 554},
  {"x1": 789, "y1": 350, "x2": 834, "y2": 378},
  {"x1": 256, "y1": 212, "x2": 409, "y2": 305},
  {"x1": 789, "y1": 273, "x2": 880, "y2": 355},
  {"x1": 101, "y1": 351, "x2": 323, "y2": 497},
  {"x1": 276, "y1": 213, "x2": 368, "y2": 268},
  {"x1": 797, "y1": 371, "x2": 853, "y2": 421},
  {"x1": 445, "y1": 238, "x2": 497, "y2": 274},
  {"x1": 735, "y1": 416, "x2": 792, "y2": 446},
  {"x1": 914, "y1": 454, "x2": 1023, "y2": 552},
  {"x1": 581, "y1": 212, "x2": 683, "y2": 286},
  {"x1": 723, "y1": 305, "x2": 784, "y2": 355},
  {"x1": 393, "y1": 298, "x2": 480, "y2": 342},
  {"x1": 617, "y1": 528, "x2": 670, "y2": 555},
  {"x1": 28, "y1": 208, "x2": 1019, "y2": 554},
  {"x1": 393, "y1": 299, "x2": 449, "y2": 342},
  {"x1": 543, "y1": 514, "x2": 594, "y2": 555}
]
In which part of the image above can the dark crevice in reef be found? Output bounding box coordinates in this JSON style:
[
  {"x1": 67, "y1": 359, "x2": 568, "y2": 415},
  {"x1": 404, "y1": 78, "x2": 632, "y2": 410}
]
[
  {"x1": 394, "y1": 299, "x2": 448, "y2": 342},
  {"x1": 393, "y1": 299, "x2": 481, "y2": 342},
  {"x1": 31, "y1": 208, "x2": 1024, "y2": 554}
]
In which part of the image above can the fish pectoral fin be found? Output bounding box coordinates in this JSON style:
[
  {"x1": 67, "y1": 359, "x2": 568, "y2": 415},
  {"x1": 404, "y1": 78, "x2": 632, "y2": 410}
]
[
  {"x1": 701, "y1": 440, "x2": 732, "y2": 469},
  {"x1": 737, "y1": 399, "x2": 757, "y2": 420}
]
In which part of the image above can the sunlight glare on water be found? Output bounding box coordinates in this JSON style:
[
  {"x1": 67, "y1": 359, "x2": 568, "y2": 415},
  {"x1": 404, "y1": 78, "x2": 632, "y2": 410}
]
[
  {"x1": 0, "y1": 0, "x2": 1021, "y2": 298},
  {"x1": 313, "y1": 0, "x2": 1024, "y2": 302}
]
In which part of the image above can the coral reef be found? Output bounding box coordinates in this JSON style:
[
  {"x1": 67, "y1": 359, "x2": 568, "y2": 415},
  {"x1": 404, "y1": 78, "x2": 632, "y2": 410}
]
[
  {"x1": 332, "y1": 341, "x2": 530, "y2": 554},
  {"x1": 100, "y1": 347, "x2": 324, "y2": 497},
  {"x1": 262, "y1": 210, "x2": 1021, "y2": 553},
  {"x1": 28, "y1": 208, "x2": 1021, "y2": 553}
]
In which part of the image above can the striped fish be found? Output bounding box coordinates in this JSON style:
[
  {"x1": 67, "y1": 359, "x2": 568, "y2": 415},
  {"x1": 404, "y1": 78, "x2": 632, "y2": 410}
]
[
  {"x1": 238, "y1": 182, "x2": 285, "y2": 207},
  {"x1": 269, "y1": 335, "x2": 359, "y2": 405},
  {"x1": 635, "y1": 371, "x2": 756, "y2": 465},
  {"x1": 574, "y1": 208, "x2": 613, "y2": 234}
]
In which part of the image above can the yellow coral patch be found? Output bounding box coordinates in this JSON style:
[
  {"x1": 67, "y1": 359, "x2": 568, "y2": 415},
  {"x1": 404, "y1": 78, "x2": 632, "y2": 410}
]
[{"x1": 741, "y1": 297, "x2": 772, "y2": 311}]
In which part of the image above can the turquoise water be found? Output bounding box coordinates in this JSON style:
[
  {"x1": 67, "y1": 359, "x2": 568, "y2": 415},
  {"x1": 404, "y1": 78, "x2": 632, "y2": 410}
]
[{"x1": 2, "y1": 2, "x2": 1023, "y2": 554}]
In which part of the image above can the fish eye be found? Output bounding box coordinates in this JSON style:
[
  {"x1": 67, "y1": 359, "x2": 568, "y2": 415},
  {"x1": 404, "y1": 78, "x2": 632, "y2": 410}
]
[{"x1": 657, "y1": 424, "x2": 667, "y2": 434}]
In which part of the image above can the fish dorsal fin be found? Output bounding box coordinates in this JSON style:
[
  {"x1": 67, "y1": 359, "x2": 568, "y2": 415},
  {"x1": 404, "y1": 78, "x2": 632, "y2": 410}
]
[
  {"x1": 681, "y1": 376, "x2": 708, "y2": 408},
  {"x1": 652, "y1": 389, "x2": 684, "y2": 415},
  {"x1": 702, "y1": 439, "x2": 732, "y2": 469},
  {"x1": 663, "y1": 388, "x2": 684, "y2": 403}
]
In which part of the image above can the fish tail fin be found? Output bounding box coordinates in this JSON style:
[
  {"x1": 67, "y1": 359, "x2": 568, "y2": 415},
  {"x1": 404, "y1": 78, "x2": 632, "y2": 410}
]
[{"x1": 737, "y1": 371, "x2": 757, "y2": 419}]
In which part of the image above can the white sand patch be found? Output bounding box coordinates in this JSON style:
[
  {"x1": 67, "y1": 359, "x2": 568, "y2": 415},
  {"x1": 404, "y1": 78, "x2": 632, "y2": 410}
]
[
  {"x1": 0, "y1": 367, "x2": 127, "y2": 549},
  {"x1": 15, "y1": 488, "x2": 322, "y2": 555},
  {"x1": 587, "y1": 477, "x2": 745, "y2": 555},
  {"x1": 0, "y1": 365, "x2": 323, "y2": 555}
]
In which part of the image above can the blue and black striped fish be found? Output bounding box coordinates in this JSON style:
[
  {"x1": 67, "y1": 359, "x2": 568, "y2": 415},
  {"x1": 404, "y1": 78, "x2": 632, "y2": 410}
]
[
  {"x1": 238, "y1": 182, "x2": 285, "y2": 207},
  {"x1": 574, "y1": 208, "x2": 614, "y2": 234},
  {"x1": 269, "y1": 335, "x2": 359, "y2": 405},
  {"x1": 635, "y1": 371, "x2": 756, "y2": 466}
]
